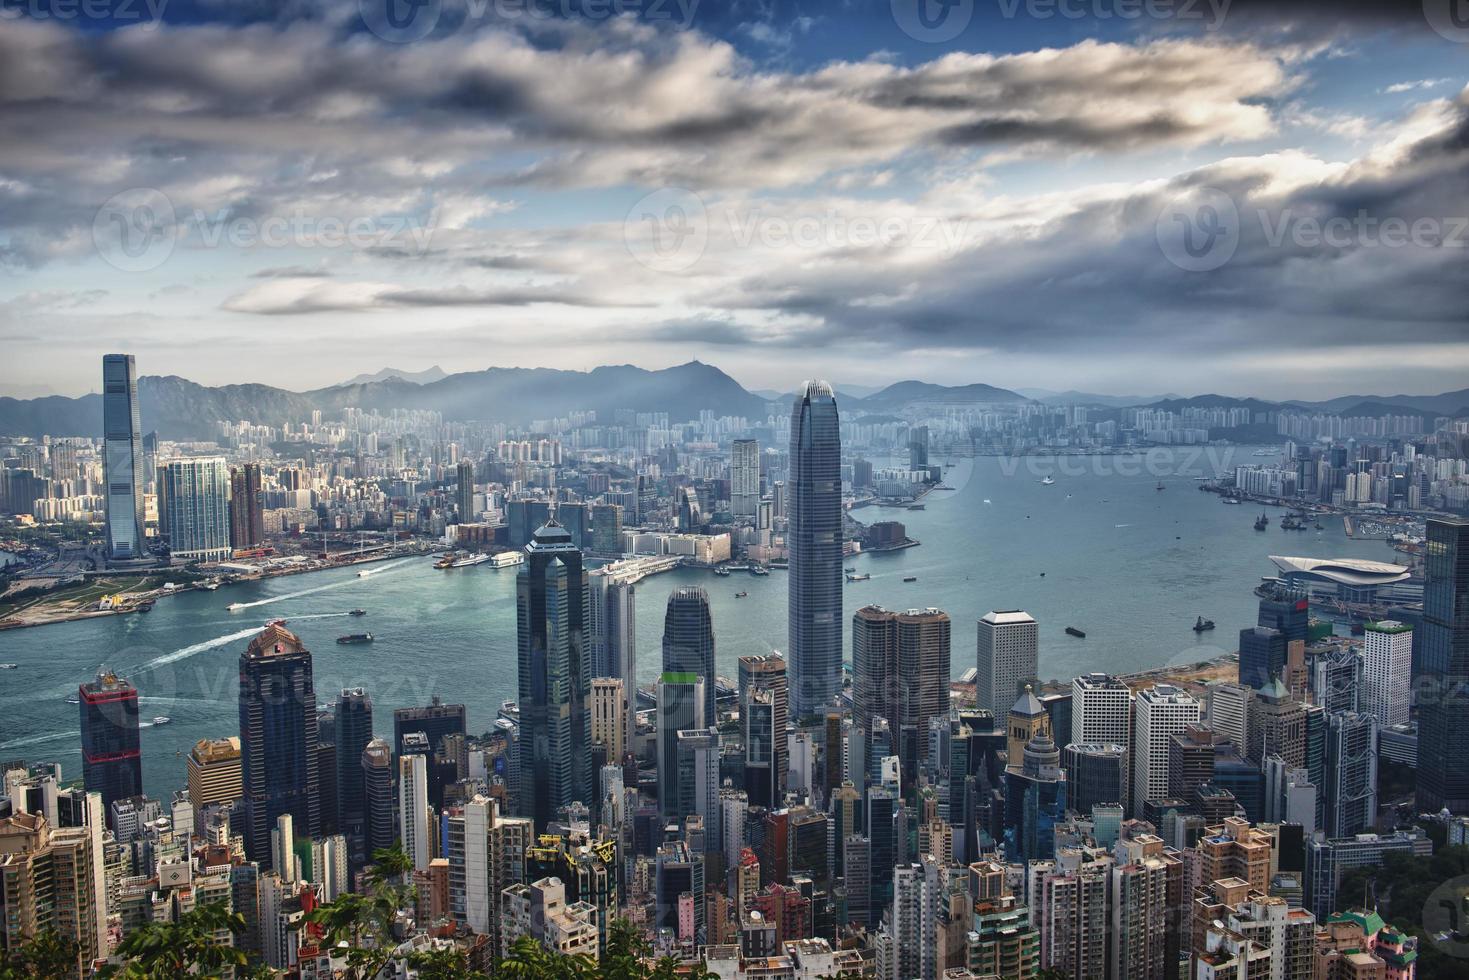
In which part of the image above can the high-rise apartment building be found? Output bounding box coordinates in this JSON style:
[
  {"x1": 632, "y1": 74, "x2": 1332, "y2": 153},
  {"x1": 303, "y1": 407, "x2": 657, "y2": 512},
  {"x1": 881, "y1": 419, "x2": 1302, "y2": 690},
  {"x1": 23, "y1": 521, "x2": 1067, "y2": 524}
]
[
  {"x1": 455, "y1": 459, "x2": 475, "y2": 521},
  {"x1": 851, "y1": 605, "x2": 951, "y2": 787},
  {"x1": 787, "y1": 380, "x2": 843, "y2": 719},
  {"x1": 238, "y1": 623, "x2": 321, "y2": 867},
  {"x1": 977, "y1": 610, "x2": 1038, "y2": 718},
  {"x1": 731, "y1": 438, "x2": 760, "y2": 518},
  {"x1": 516, "y1": 521, "x2": 592, "y2": 828},
  {"x1": 102, "y1": 354, "x2": 147, "y2": 563},
  {"x1": 78, "y1": 670, "x2": 142, "y2": 818},
  {"x1": 159, "y1": 456, "x2": 232, "y2": 562},
  {"x1": 399, "y1": 752, "x2": 433, "y2": 873},
  {"x1": 662, "y1": 587, "x2": 717, "y2": 726},
  {"x1": 228, "y1": 462, "x2": 264, "y2": 550}
]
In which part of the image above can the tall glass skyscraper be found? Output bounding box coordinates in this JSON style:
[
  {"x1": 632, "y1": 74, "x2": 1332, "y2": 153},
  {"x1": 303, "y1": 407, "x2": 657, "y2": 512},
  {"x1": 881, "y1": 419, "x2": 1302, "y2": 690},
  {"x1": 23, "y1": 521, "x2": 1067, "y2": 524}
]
[
  {"x1": 102, "y1": 354, "x2": 146, "y2": 563},
  {"x1": 516, "y1": 520, "x2": 592, "y2": 829},
  {"x1": 334, "y1": 688, "x2": 373, "y2": 862},
  {"x1": 79, "y1": 669, "x2": 142, "y2": 817},
  {"x1": 1416, "y1": 516, "x2": 1469, "y2": 814},
  {"x1": 159, "y1": 457, "x2": 232, "y2": 562},
  {"x1": 662, "y1": 587, "x2": 716, "y2": 725},
  {"x1": 787, "y1": 380, "x2": 842, "y2": 719},
  {"x1": 238, "y1": 623, "x2": 321, "y2": 867},
  {"x1": 731, "y1": 438, "x2": 760, "y2": 517}
]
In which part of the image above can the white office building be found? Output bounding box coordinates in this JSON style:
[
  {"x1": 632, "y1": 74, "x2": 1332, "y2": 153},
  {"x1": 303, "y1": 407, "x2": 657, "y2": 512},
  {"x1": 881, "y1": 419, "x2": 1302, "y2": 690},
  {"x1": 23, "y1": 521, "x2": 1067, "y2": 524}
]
[
  {"x1": 1071, "y1": 673, "x2": 1133, "y2": 747},
  {"x1": 1132, "y1": 684, "x2": 1201, "y2": 810},
  {"x1": 977, "y1": 610, "x2": 1038, "y2": 718},
  {"x1": 1362, "y1": 621, "x2": 1412, "y2": 729},
  {"x1": 399, "y1": 753, "x2": 433, "y2": 873}
]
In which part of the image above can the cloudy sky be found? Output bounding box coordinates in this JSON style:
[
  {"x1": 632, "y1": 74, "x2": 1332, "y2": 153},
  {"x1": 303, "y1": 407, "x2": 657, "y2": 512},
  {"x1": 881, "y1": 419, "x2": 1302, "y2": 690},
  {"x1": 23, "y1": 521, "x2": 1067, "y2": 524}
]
[{"x1": 1, "y1": 0, "x2": 1466, "y2": 400}]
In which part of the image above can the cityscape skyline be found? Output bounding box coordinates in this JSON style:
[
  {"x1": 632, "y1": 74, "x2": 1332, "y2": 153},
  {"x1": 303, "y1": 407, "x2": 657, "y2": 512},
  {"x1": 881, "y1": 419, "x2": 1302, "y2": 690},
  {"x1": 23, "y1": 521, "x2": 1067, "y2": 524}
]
[{"x1": 3, "y1": 0, "x2": 1469, "y2": 974}]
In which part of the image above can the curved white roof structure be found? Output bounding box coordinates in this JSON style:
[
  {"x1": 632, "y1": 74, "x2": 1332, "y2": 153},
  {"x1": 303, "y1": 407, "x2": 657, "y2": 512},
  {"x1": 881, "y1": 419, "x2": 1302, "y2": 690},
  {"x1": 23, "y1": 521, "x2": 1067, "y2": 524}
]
[{"x1": 1269, "y1": 555, "x2": 1411, "y2": 587}]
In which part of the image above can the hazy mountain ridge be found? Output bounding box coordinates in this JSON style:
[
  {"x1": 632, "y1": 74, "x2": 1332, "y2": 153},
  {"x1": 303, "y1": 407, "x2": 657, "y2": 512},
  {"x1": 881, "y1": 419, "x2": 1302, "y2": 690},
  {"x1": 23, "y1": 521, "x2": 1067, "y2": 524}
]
[
  {"x1": 3, "y1": 366, "x2": 1464, "y2": 441},
  {"x1": 337, "y1": 366, "x2": 449, "y2": 387}
]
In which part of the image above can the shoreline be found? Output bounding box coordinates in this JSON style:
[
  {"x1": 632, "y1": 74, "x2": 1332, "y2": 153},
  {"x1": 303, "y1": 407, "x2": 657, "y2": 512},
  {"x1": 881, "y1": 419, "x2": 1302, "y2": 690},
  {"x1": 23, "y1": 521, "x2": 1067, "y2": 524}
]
[{"x1": 0, "y1": 545, "x2": 435, "y2": 633}]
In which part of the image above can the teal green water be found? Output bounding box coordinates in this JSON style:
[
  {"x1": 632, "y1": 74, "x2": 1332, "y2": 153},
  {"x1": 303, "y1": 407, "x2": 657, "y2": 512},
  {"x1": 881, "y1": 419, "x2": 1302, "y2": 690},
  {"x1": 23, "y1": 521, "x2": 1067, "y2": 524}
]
[{"x1": 0, "y1": 448, "x2": 1398, "y2": 800}]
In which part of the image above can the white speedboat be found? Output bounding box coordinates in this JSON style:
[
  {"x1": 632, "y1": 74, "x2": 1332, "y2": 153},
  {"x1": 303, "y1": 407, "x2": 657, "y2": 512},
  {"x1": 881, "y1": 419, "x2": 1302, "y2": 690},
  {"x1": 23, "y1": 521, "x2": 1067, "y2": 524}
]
[
  {"x1": 152, "y1": 716, "x2": 171, "y2": 726},
  {"x1": 1041, "y1": 476, "x2": 1055, "y2": 485}
]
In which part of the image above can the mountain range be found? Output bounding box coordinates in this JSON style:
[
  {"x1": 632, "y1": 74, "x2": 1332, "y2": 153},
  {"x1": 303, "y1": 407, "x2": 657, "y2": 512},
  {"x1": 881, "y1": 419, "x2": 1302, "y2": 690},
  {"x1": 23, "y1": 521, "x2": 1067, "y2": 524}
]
[{"x1": 1, "y1": 362, "x2": 1464, "y2": 440}]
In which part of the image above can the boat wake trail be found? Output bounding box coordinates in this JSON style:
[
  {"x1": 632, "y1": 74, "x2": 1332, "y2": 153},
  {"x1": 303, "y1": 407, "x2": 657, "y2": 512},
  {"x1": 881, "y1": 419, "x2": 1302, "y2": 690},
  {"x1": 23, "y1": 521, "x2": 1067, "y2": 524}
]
[
  {"x1": 227, "y1": 559, "x2": 414, "y2": 611},
  {"x1": 139, "y1": 612, "x2": 352, "y2": 671},
  {"x1": 0, "y1": 731, "x2": 73, "y2": 751}
]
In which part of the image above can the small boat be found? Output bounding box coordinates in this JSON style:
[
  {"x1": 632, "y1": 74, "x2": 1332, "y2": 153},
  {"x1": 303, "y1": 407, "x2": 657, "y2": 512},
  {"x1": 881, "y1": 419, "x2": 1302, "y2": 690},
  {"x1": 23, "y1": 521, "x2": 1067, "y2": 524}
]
[
  {"x1": 845, "y1": 572, "x2": 870, "y2": 582},
  {"x1": 0, "y1": 663, "x2": 16, "y2": 670},
  {"x1": 1222, "y1": 497, "x2": 1242, "y2": 505},
  {"x1": 1065, "y1": 626, "x2": 1086, "y2": 638},
  {"x1": 750, "y1": 566, "x2": 770, "y2": 576},
  {"x1": 1156, "y1": 482, "x2": 1165, "y2": 491},
  {"x1": 202, "y1": 582, "x2": 219, "y2": 591},
  {"x1": 735, "y1": 591, "x2": 748, "y2": 598},
  {"x1": 1041, "y1": 476, "x2": 1056, "y2": 486},
  {"x1": 357, "y1": 569, "x2": 372, "y2": 577},
  {"x1": 267, "y1": 618, "x2": 288, "y2": 628},
  {"x1": 226, "y1": 602, "x2": 248, "y2": 612},
  {"x1": 903, "y1": 576, "x2": 917, "y2": 583},
  {"x1": 1255, "y1": 513, "x2": 1269, "y2": 531},
  {"x1": 348, "y1": 609, "x2": 367, "y2": 616},
  {"x1": 715, "y1": 567, "x2": 731, "y2": 577},
  {"x1": 151, "y1": 716, "x2": 171, "y2": 726},
  {"x1": 1193, "y1": 616, "x2": 1216, "y2": 633},
  {"x1": 1039, "y1": 572, "x2": 1045, "y2": 577},
  {"x1": 337, "y1": 633, "x2": 374, "y2": 645},
  {"x1": 65, "y1": 696, "x2": 80, "y2": 705},
  {"x1": 845, "y1": 567, "x2": 857, "y2": 573}
]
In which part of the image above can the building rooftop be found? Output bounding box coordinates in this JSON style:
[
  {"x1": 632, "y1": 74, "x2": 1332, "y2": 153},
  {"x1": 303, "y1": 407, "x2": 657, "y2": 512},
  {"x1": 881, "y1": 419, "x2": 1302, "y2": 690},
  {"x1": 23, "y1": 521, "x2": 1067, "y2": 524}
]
[{"x1": 1269, "y1": 555, "x2": 1411, "y2": 587}]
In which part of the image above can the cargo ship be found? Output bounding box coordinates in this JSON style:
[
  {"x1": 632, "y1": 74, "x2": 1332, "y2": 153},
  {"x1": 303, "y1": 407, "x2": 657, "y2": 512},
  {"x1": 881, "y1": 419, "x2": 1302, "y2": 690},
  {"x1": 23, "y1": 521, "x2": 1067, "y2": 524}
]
[{"x1": 1065, "y1": 626, "x2": 1086, "y2": 638}]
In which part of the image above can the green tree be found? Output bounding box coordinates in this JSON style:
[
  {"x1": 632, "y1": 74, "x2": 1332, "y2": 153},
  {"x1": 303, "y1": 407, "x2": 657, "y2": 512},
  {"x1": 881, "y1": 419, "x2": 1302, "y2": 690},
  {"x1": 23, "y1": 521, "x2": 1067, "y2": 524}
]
[
  {"x1": 100, "y1": 903, "x2": 250, "y2": 979},
  {"x1": 0, "y1": 930, "x2": 80, "y2": 980},
  {"x1": 304, "y1": 845, "x2": 418, "y2": 980}
]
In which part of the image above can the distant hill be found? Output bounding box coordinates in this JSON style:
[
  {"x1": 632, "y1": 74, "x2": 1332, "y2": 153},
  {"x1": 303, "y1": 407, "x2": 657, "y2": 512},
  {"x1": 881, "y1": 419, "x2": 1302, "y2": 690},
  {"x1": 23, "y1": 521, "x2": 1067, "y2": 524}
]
[
  {"x1": 1015, "y1": 388, "x2": 1180, "y2": 407},
  {"x1": 1147, "y1": 394, "x2": 1283, "y2": 414},
  {"x1": 0, "y1": 361, "x2": 768, "y2": 439},
  {"x1": 1288, "y1": 387, "x2": 1469, "y2": 416},
  {"x1": 854, "y1": 380, "x2": 1027, "y2": 410},
  {"x1": 338, "y1": 365, "x2": 448, "y2": 387}
]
